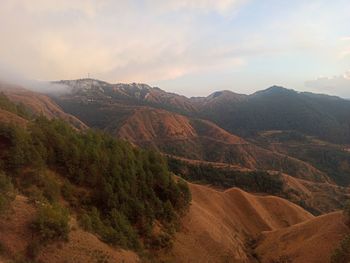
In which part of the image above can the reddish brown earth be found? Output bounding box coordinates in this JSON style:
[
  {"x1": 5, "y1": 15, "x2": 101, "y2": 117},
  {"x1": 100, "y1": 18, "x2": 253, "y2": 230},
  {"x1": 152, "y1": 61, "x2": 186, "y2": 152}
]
[
  {"x1": 118, "y1": 108, "x2": 198, "y2": 142},
  {"x1": 0, "y1": 185, "x2": 346, "y2": 263},
  {"x1": 163, "y1": 183, "x2": 314, "y2": 263},
  {"x1": 0, "y1": 109, "x2": 28, "y2": 127},
  {"x1": 0, "y1": 196, "x2": 139, "y2": 263},
  {"x1": 118, "y1": 107, "x2": 328, "y2": 183},
  {"x1": 118, "y1": 107, "x2": 244, "y2": 144},
  {"x1": 256, "y1": 211, "x2": 348, "y2": 263}
]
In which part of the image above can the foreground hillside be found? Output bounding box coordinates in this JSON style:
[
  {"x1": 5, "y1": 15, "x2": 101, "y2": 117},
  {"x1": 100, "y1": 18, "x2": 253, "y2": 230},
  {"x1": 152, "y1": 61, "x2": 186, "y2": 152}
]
[
  {"x1": 169, "y1": 157, "x2": 349, "y2": 214},
  {"x1": 256, "y1": 211, "x2": 348, "y2": 263},
  {"x1": 2, "y1": 180, "x2": 346, "y2": 263},
  {"x1": 165, "y1": 183, "x2": 313, "y2": 263},
  {"x1": 0, "y1": 100, "x2": 191, "y2": 262},
  {"x1": 159, "y1": 183, "x2": 349, "y2": 263},
  {"x1": 0, "y1": 195, "x2": 140, "y2": 263}
]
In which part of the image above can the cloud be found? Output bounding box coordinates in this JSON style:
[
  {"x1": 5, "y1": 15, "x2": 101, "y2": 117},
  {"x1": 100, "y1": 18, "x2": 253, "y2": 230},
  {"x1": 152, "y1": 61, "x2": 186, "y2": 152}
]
[
  {"x1": 340, "y1": 36, "x2": 350, "y2": 41},
  {"x1": 1, "y1": 0, "x2": 350, "y2": 97},
  {"x1": 0, "y1": 63, "x2": 70, "y2": 94},
  {"x1": 0, "y1": 0, "x2": 248, "y2": 84},
  {"x1": 148, "y1": 0, "x2": 248, "y2": 15},
  {"x1": 305, "y1": 71, "x2": 350, "y2": 98}
]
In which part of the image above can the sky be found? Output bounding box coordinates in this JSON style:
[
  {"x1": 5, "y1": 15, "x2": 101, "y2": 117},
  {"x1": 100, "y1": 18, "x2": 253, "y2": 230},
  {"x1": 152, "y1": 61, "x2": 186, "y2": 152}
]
[{"x1": 1, "y1": 0, "x2": 350, "y2": 97}]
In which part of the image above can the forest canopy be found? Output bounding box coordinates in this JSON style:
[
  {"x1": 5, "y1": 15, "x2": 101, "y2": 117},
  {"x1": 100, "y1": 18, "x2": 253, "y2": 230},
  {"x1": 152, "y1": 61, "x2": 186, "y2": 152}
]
[{"x1": 0, "y1": 115, "x2": 190, "y2": 250}]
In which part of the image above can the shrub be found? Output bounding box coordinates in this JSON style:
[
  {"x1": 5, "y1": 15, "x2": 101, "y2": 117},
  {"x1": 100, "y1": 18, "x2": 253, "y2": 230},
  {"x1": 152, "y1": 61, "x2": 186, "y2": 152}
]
[
  {"x1": 331, "y1": 234, "x2": 350, "y2": 263},
  {"x1": 0, "y1": 171, "x2": 15, "y2": 213},
  {"x1": 20, "y1": 171, "x2": 60, "y2": 203},
  {"x1": 26, "y1": 240, "x2": 41, "y2": 259},
  {"x1": 31, "y1": 203, "x2": 69, "y2": 242},
  {"x1": 26, "y1": 185, "x2": 45, "y2": 204},
  {"x1": 343, "y1": 200, "x2": 350, "y2": 226},
  {"x1": 61, "y1": 180, "x2": 74, "y2": 202},
  {"x1": 150, "y1": 232, "x2": 173, "y2": 250}
]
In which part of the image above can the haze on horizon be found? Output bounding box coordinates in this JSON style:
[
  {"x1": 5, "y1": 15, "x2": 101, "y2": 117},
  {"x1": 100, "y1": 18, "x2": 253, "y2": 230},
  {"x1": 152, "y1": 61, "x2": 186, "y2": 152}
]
[{"x1": 1, "y1": 0, "x2": 350, "y2": 97}]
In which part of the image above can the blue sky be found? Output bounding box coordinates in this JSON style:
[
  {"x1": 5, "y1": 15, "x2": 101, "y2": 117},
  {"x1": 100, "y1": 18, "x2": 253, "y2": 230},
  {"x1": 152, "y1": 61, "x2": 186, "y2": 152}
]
[{"x1": 1, "y1": 0, "x2": 350, "y2": 97}]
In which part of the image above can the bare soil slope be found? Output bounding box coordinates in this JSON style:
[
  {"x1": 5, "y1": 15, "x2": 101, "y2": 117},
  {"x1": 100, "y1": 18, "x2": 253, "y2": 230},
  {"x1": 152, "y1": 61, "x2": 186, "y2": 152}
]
[
  {"x1": 0, "y1": 109, "x2": 28, "y2": 127},
  {"x1": 118, "y1": 108, "x2": 197, "y2": 142},
  {"x1": 118, "y1": 108, "x2": 328, "y2": 183},
  {"x1": 0, "y1": 196, "x2": 139, "y2": 263},
  {"x1": 255, "y1": 211, "x2": 348, "y2": 263},
  {"x1": 166, "y1": 183, "x2": 313, "y2": 263}
]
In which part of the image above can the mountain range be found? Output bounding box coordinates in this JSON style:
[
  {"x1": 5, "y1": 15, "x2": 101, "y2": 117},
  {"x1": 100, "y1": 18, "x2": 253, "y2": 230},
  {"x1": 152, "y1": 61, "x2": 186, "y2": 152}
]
[{"x1": 0, "y1": 79, "x2": 350, "y2": 263}]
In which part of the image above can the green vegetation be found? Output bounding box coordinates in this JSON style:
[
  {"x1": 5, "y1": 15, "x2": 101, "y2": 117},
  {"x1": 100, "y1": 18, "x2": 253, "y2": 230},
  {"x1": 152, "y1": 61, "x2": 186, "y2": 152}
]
[
  {"x1": 31, "y1": 203, "x2": 69, "y2": 242},
  {"x1": 285, "y1": 146, "x2": 350, "y2": 186},
  {"x1": 0, "y1": 92, "x2": 32, "y2": 119},
  {"x1": 201, "y1": 87, "x2": 350, "y2": 144},
  {"x1": 330, "y1": 200, "x2": 350, "y2": 263},
  {"x1": 343, "y1": 200, "x2": 350, "y2": 226},
  {"x1": 0, "y1": 116, "x2": 191, "y2": 250},
  {"x1": 168, "y1": 158, "x2": 283, "y2": 195},
  {"x1": 331, "y1": 234, "x2": 350, "y2": 263},
  {"x1": 0, "y1": 172, "x2": 15, "y2": 213}
]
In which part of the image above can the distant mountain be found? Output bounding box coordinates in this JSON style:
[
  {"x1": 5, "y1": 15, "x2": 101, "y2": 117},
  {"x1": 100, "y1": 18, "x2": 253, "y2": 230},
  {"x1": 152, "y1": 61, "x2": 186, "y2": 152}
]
[
  {"x1": 53, "y1": 84, "x2": 329, "y2": 183},
  {"x1": 200, "y1": 86, "x2": 350, "y2": 144},
  {"x1": 55, "y1": 80, "x2": 350, "y2": 144},
  {"x1": 55, "y1": 79, "x2": 198, "y2": 113}
]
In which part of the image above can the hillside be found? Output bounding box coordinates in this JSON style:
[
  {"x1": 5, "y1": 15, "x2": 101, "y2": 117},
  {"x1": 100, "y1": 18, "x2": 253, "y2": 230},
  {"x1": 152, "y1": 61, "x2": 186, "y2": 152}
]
[
  {"x1": 169, "y1": 157, "x2": 348, "y2": 214},
  {"x1": 251, "y1": 130, "x2": 350, "y2": 186},
  {"x1": 0, "y1": 108, "x2": 28, "y2": 127},
  {"x1": 0, "y1": 195, "x2": 140, "y2": 263},
  {"x1": 0, "y1": 82, "x2": 87, "y2": 130},
  {"x1": 163, "y1": 182, "x2": 314, "y2": 262},
  {"x1": 0, "y1": 110, "x2": 191, "y2": 262},
  {"x1": 117, "y1": 107, "x2": 328, "y2": 183},
  {"x1": 255, "y1": 211, "x2": 348, "y2": 263}
]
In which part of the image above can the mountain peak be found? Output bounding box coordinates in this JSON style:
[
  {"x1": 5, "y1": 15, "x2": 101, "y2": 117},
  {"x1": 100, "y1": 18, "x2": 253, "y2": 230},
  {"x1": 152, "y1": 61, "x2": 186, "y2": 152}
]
[
  {"x1": 253, "y1": 86, "x2": 296, "y2": 96},
  {"x1": 207, "y1": 90, "x2": 236, "y2": 99}
]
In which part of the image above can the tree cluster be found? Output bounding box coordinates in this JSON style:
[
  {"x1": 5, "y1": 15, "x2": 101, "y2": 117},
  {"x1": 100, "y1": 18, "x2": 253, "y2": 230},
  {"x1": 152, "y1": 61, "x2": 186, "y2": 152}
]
[{"x1": 0, "y1": 116, "x2": 191, "y2": 250}]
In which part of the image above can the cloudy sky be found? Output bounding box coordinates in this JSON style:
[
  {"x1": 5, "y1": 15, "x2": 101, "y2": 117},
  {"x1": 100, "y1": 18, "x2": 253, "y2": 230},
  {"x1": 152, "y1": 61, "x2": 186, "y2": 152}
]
[{"x1": 1, "y1": 0, "x2": 350, "y2": 97}]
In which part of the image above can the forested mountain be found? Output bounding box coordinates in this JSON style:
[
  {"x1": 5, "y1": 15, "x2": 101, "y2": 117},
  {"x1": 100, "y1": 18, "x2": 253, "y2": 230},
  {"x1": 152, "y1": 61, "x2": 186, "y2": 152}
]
[
  {"x1": 201, "y1": 86, "x2": 350, "y2": 144},
  {"x1": 0, "y1": 93, "x2": 191, "y2": 262}
]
